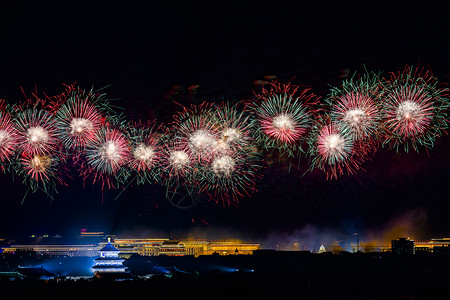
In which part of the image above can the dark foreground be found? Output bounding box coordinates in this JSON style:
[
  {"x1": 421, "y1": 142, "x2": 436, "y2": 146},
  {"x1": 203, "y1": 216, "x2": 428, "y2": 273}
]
[{"x1": 2, "y1": 251, "x2": 450, "y2": 299}]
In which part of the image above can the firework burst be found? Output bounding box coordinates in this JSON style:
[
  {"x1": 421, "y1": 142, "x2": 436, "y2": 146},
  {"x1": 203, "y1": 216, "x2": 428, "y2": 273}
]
[
  {"x1": 14, "y1": 108, "x2": 59, "y2": 156},
  {"x1": 307, "y1": 117, "x2": 365, "y2": 179},
  {"x1": 55, "y1": 87, "x2": 103, "y2": 154},
  {"x1": 198, "y1": 147, "x2": 262, "y2": 205},
  {"x1": 211, "y1": 102, "x2": 255, "y2": 156},
  {"x1": 327, "y1": 71, "x2": 383, "y2": 144},
  {"x1": 12, "y1": 149, "x2": 67, "y2": 200},
  {"x1": 380, "y1": 66, "x2": 449, "y2": 152},
  {"x1": 251, "y1": 81, "x2": 319, "y2": 157},
  {"x1": 83, "y1": 126, "x2": 131, "y2": 189},
  {"x1": 127, "y1": 121, "x2": 163, "y2": 185},
  {"x1": 171, "y1": 103, "x2": 220, "y2": 163}
]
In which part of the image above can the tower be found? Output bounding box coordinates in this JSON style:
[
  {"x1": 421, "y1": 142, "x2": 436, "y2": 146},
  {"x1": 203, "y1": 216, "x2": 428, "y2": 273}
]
[{"x1": 92, "y1": 238, "x2": 127, "y2": 274}]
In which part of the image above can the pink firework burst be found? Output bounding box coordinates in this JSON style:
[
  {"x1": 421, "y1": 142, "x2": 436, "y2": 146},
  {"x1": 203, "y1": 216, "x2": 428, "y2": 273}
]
[
  {"x1": 15, "y1": 108, "x2": 59, "y2": 156},
  {"x1": 0, "y1": 110, "x2": 19, "y2": 163},
  {"x1": 84, "y1": 127, "x2": 131, "y2": 189}
]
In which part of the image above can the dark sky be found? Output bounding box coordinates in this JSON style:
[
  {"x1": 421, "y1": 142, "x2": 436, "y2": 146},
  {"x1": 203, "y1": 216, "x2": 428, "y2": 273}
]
[{"x1": 0, "y1": 2, "x2": 449, "y2": 245}]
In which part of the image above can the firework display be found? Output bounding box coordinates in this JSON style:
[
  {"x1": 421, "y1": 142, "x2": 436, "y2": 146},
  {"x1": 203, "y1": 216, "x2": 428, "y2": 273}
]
[{"x1": 0, "y1": 65, "x2": 448, "y2": 206}]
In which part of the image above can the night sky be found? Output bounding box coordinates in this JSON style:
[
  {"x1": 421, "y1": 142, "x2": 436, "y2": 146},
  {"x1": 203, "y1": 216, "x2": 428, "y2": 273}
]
[{"x1": 0, "y1": 2, "x2": 449, "y2": 247}]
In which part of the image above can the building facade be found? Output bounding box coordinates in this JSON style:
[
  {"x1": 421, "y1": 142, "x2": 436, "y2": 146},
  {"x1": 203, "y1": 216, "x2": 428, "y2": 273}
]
[{"x1": 2, "y1": 238, "x2": 260, "y2": 257}]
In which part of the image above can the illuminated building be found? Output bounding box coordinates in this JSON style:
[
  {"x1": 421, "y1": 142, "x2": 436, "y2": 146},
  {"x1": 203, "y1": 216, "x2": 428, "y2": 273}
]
[
  {"x1": 1, "y1": 244, "x2": 99, "y2": 257},
  {"x1": 200, "y1": 241, "x2": 260, "y2": 256},
  {"x1": 80, "y1": 229, "x2": 104, "y2": 239},
  {"x1": 92, "y1": 239, "x2": 127, "y2": 274},
  {"x1": 1, "y1": 237, "x2": 260, "y2": 258},
  {"x1": 101, "y1": 239, "x2": 260, "y2": 257},
  {"x1": 414, "y1": 238, "x2": 450, "y2": 253}
]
